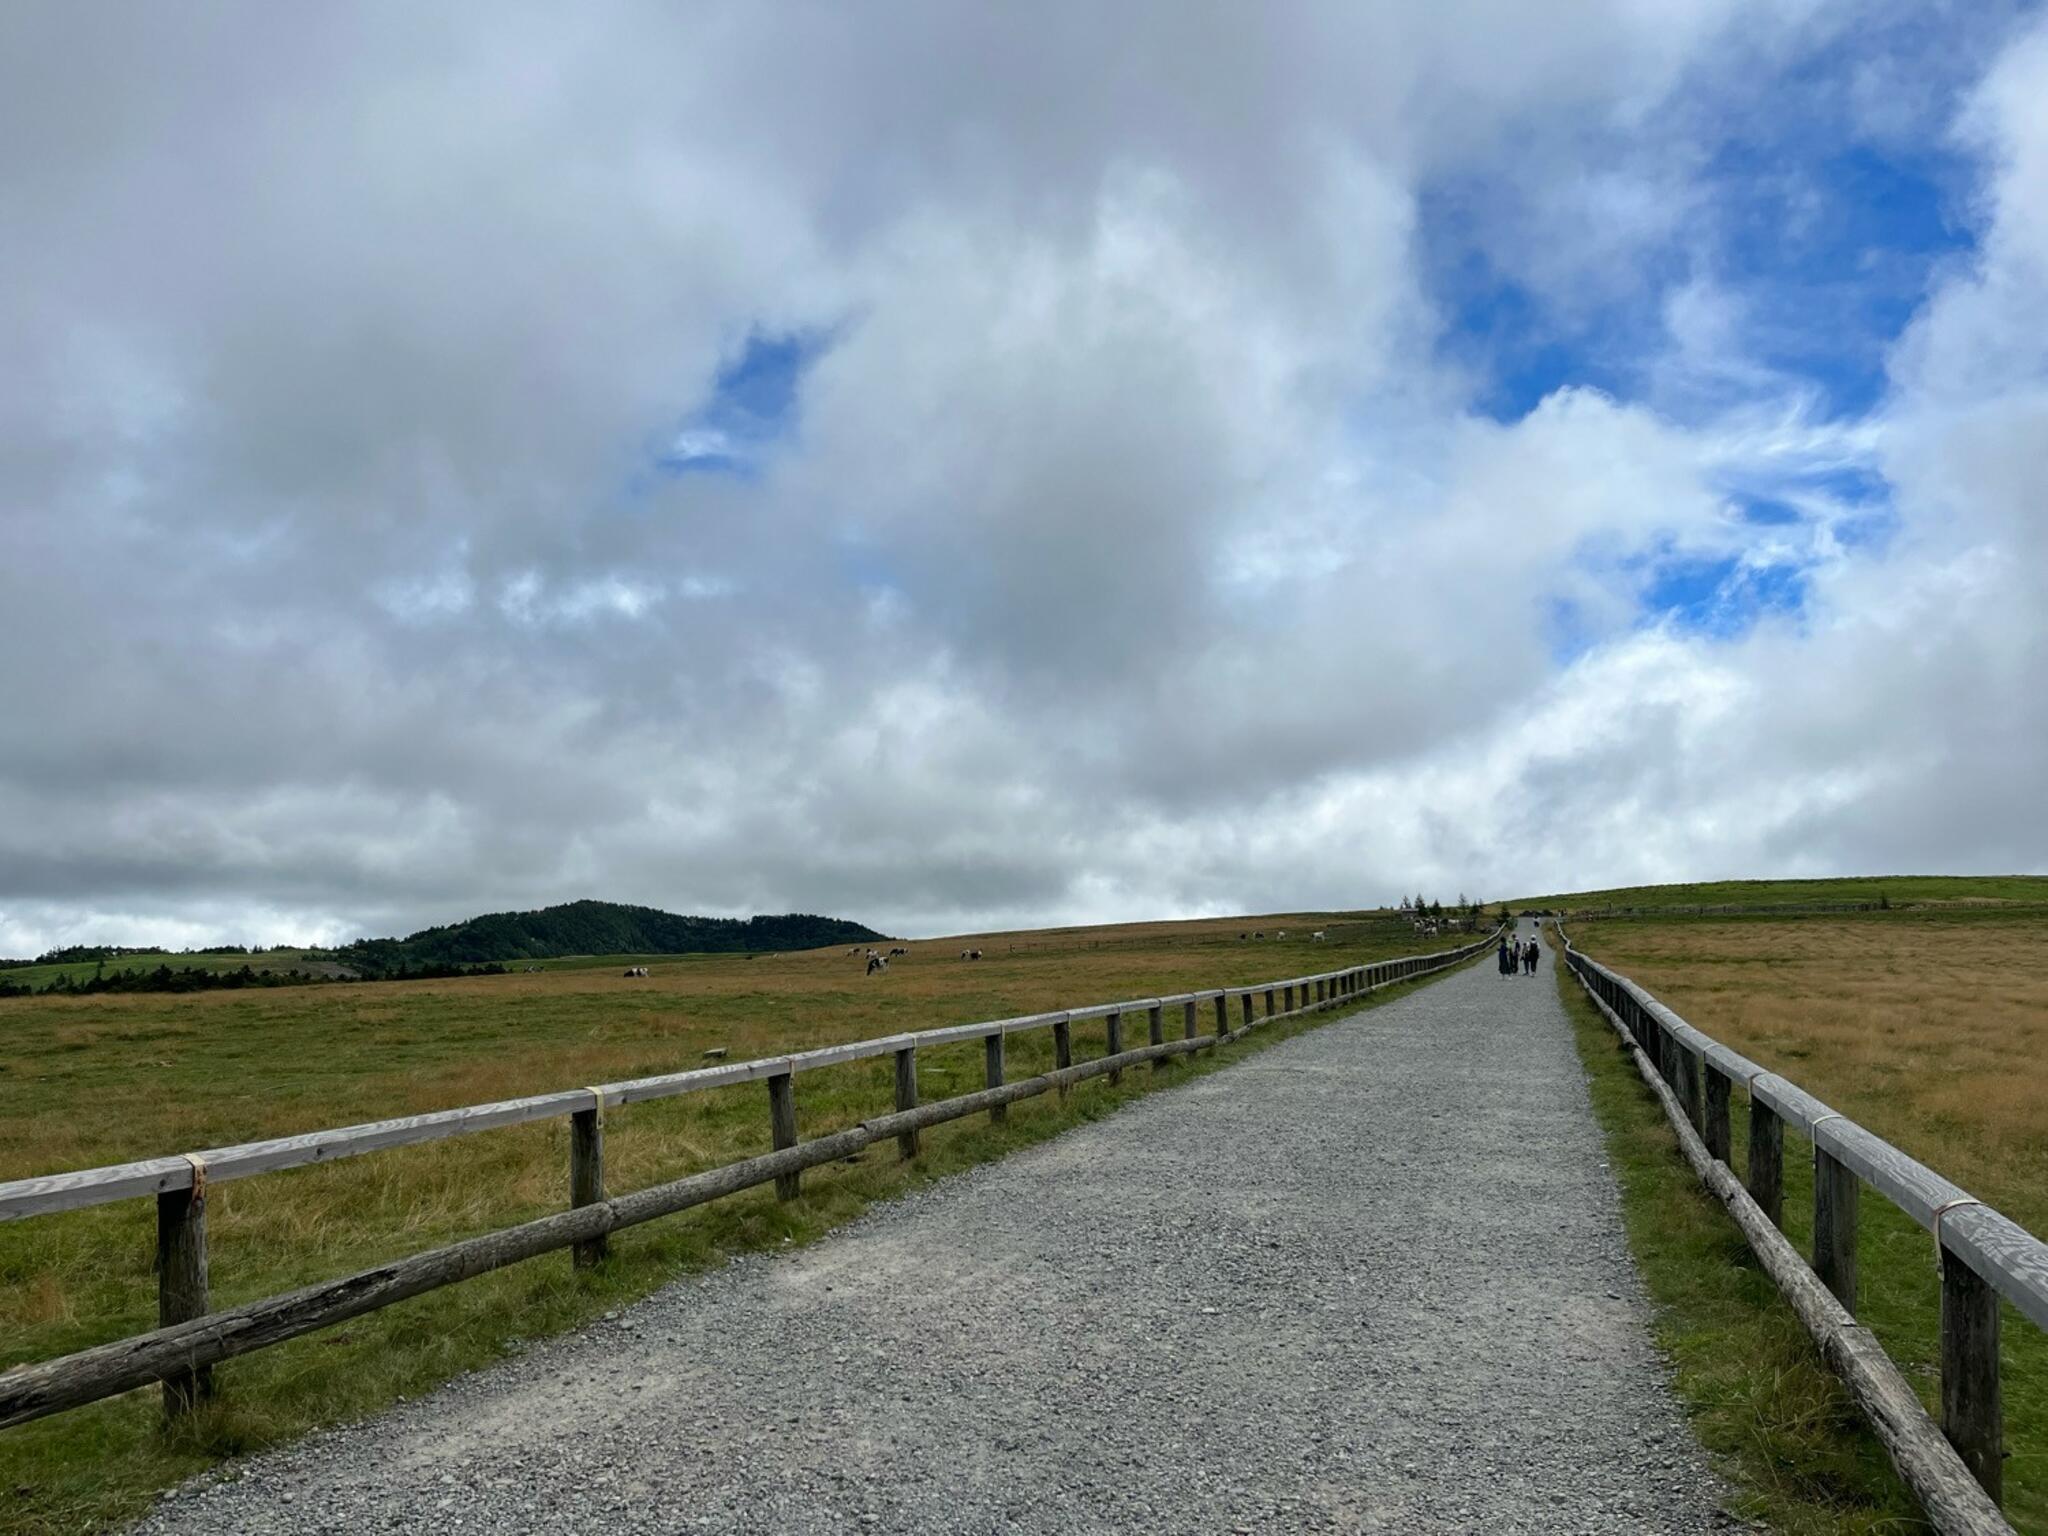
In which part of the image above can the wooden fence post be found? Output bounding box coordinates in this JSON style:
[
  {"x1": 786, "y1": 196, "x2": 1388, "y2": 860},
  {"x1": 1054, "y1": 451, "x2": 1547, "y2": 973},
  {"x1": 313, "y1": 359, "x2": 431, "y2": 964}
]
[
  {"x1": 984, "y1": 1031, "x2": 1006, "y2": 1124},
  {"x1": 155, "y1": 1185, "x2": 211, "y2": 1417},
  {"x1": 1239, "y1": 993, "x2": 1253, "y2": 1031},
  {"x1": 1748, "y1": 1099, "x2": 1784, "y2": 1229},
  {"x1": 1212, "y1": 993, "x2": 1227, "y2": 1044},
  {"x1": 1053, "y1": 1015, "x2": 1073, "y2": 1094},
  {"x1": 1283, "y1": 983, "x2": 1295, "y2": 1011},
  {"x1": 1703, "y1": 1066, "x2": 1731, "y2": 1164},
  {"x1": 1149, "y1": 1003, "x2": 1166, "y2": 1073},
  {"x1": 1678, "y1": 1046, "x2": 1703, "y2": 1134},
  {"x1": 893, "y1": 1046, "x2": 920, "y2": 1159},
  {"x1": 1105, "y1": 1011, "x2": 1123, "y2": 1085},
  {"x1": 768, "y1": 1072, "x2": 800, "y2": 1200},
  {"x1": 1264, "y1": 987, "x2": 1276, "y2": 1018},
  {"x1": 570, "y1": 1100, "x2": 607, "y2": 1270},
  {"x1": 1941, "y1": 1250, "x2": 2003, "y2": 1504},
  {"x1": 1182, "y1": 998, "x2": 1198, "y2": 1048},
  {"x1": 1814, "y1": 1146, "x2": 1859, "y2": 1312}
]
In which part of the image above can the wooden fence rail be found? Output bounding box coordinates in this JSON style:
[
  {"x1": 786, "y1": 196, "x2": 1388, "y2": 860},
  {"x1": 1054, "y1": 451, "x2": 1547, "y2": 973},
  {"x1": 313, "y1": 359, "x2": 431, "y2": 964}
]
[
  {"x1": 1557, "y1": 925, "x2": 2044, "y2": 1534},
  {"x1": 0, "y1": 930, "x2": 1500, "y2": 1430}
]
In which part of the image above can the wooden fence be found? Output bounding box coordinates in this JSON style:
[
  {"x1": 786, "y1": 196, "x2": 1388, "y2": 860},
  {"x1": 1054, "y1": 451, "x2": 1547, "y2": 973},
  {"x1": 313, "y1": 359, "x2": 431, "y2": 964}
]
[
  {"x1": 0, "y1": 931, "x2": 1498, "y2": 1431},
  {"x1": 1558, "y1": 925, "x2": 2046, "y2": 1536}
]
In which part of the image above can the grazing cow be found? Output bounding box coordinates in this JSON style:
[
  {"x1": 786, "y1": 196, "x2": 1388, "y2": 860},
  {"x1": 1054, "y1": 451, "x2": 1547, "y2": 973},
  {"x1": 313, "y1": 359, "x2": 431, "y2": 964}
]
[
  {"x1": 622, "y1": 966, "x2": 648, "y2": 977},
  {"x1": 1254, "y1": 931, "x2": 1264, "y2": 940},
  {"x1": 890, "y1": 946, "x2": 908, "y2": 957},
  {"x1": 1312, "y1": 931, "x2": 1327, "y2": 942},
  {"x1": 866, "y1": 954, "x2": 888, "y2": 975}
]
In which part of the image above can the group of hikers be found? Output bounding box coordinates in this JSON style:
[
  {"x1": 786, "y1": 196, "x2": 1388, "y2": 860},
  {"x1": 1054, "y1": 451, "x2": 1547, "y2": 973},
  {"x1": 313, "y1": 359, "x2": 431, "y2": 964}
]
[{"x1": 1499, "y1": 933, "x2": 1540, "y2": 976}]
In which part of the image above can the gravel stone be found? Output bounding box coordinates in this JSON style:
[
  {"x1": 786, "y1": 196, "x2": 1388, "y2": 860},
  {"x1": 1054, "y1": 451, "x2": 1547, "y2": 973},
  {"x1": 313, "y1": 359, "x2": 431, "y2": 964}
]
[{"x1": 132, "y1": 925, "x2": 1737, "y2": 1534}]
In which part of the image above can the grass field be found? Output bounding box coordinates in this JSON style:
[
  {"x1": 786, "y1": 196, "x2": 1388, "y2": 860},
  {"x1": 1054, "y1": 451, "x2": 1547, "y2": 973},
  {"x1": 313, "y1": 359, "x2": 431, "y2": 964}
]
[
  {"x1": 1515, "y1": 874, "x2": 2048, "y2": 914},
  {"x1": 1566, "y1": 910, "x2": 2048, "y2": 1533},
  {"x1": 0, "y1": 909, "x2": 1461, "y2": 1535}
]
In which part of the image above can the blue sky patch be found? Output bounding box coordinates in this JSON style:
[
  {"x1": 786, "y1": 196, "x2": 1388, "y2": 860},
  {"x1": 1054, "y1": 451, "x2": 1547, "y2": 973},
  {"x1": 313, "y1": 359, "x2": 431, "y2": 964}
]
[
  {"x1": 1641, "y1": 551, "x2": 1808, "y2": 639},
  {"x1": 660, "y1": 328, "x2": 832, "y2": 477},
  {"x1": 1417, "y1": 186, "x2": 1653, "y2": 424},
  {"x1": 1734, "y1": 497, "x2": 1802, "y2": 527},
  {"x1": 1418, "y1": 44, "x2": 1983, "y2": 431}
]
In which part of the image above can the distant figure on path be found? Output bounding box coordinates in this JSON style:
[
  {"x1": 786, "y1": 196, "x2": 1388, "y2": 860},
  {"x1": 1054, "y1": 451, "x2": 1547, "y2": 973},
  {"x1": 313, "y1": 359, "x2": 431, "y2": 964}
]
[
  {"x1": 1498, "y1": 937, "x2": 1512, "y2": 977},
  {"x1": 1523, "y1": 939, "x2": 1539, "y2": 975}
]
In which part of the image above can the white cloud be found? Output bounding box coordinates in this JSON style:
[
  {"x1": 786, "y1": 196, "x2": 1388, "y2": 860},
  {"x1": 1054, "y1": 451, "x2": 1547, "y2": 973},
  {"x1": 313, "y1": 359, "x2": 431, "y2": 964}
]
[{"x1": 1, "y1": 3, "x2": 2045, "y2": 952}]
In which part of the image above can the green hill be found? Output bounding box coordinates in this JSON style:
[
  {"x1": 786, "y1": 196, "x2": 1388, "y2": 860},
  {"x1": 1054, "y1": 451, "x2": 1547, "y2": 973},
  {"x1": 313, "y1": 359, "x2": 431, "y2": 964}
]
[
  {"x1": 332, "y1": 900, "x2": 885, "y2": 974},
  {"x1": 1512, "y1": 874, "x2": 2048, "y2": 914}
]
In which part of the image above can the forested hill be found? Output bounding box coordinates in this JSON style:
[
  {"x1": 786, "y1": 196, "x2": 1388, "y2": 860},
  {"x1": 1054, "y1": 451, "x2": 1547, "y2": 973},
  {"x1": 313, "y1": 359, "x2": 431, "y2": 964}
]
[{"x1": 335, "y1": 901, "x2": 885, "y2": 973}]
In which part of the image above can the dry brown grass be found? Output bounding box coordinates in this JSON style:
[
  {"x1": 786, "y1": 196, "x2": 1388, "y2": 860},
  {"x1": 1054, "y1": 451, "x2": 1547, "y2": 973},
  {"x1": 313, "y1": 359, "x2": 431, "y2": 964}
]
[
  {"x1": 0, "y1": 907, "x2": 1462, "y2": 1535},
  {"x1": 1575, "y1": 913, "x2": 2048, "y2": 1234},
  {"x1": 1569, "y1": 911, "x2": 2048, "y2": 1532}
]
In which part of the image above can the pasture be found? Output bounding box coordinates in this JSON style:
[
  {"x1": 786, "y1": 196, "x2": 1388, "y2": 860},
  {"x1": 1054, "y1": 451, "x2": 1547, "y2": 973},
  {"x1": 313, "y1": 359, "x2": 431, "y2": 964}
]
[
  {"x1": 1518, "y1": 873, "x2": 2048, "y2": 915},
  {"x1": 0, "y1": 909, "x2": 1454, "y2": 1535},
  {"x1": 1569, "y1": 908, "x2": 2048, "y2": 1533}
]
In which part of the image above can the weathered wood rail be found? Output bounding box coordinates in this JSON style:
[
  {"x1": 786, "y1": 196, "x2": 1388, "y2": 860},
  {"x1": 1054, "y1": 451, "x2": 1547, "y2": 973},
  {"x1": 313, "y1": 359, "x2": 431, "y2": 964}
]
[
  {"x1": 1558, "y1": 925, "x2": 2044, "y2": 1535},
  {"x1": 0, "y1": 931, "x2": 1498, "y2": 1430}
]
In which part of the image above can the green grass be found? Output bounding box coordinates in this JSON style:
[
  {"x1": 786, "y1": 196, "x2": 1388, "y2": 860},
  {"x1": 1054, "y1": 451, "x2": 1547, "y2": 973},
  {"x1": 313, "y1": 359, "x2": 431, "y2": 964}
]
[
  {"x1": 1555, "y1": 957, "x2": 1928, "y2": 1531},
  {"x1": 1515, "y1": 875, "x2": 2048, "y2": 914},
  {"x1": 0, "y1": 920, "x2": 1476, "y2": 1535}
]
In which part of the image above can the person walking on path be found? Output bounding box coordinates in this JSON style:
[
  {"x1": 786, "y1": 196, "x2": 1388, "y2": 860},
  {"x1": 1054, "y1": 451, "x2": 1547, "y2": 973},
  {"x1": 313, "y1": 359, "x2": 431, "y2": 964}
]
[
  {"x1": 1498, "y1": 935, "x2": 1513, "y2": 977},
  {"x1": 1524, "y1": 938, "x2": 1539, "y2": 975}
]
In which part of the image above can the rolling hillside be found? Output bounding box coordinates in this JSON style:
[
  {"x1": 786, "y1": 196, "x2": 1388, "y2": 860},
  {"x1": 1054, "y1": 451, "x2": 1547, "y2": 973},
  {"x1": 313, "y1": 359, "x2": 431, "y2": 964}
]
[{"x1": 332, "y1": 900, "x2": 885, "y2": 973}]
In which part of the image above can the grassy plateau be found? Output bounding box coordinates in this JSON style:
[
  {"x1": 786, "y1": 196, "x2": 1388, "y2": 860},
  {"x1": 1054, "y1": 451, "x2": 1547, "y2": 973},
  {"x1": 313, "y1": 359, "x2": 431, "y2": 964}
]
[
  {"x1": 1558, "y1": 888, "x2": 2048, "y2": 1533},
  {"x1": 1518, "y1": 873, "x2": 2048, "y2": 914},
  {"x1": 0, "y1": 909, "x2": 1465, "y2": 1535}
]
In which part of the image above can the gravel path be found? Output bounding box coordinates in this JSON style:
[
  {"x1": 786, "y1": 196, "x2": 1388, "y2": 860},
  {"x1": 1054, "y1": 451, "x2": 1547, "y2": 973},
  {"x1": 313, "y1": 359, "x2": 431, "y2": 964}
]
[{"x1": 135, "y1": 925, "x2": 1734, "y2": 1535}]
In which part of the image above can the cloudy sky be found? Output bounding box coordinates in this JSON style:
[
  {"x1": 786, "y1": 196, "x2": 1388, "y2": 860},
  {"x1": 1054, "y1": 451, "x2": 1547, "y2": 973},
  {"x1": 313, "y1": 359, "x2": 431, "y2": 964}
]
[{"x1": 4, "y1": 2, "x2": 2046, "y2": 952}]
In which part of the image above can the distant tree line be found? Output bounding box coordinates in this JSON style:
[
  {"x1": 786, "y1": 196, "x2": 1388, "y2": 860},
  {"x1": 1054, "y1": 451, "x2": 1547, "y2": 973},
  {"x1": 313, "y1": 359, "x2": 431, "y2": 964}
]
[
  {"x1": 1396, "y1": 894, "x2": 1491, "y2": 929},
  {"x1": 26, "y1": 942, "x2": 262, "y2": 965},
  {"x1": 0, "y1": 959, "x2": 509, "y2": 1000}
]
